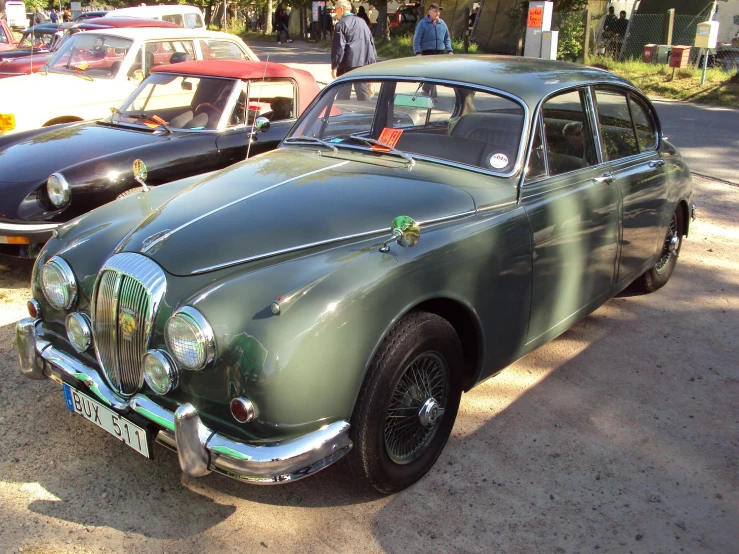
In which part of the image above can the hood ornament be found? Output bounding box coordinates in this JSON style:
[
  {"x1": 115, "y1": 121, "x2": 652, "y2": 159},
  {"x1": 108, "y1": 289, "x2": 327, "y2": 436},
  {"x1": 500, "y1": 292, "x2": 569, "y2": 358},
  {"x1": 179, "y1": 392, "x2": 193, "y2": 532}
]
[{"x1": 133, "y1": 159, "x2": 150, "y2": 192}]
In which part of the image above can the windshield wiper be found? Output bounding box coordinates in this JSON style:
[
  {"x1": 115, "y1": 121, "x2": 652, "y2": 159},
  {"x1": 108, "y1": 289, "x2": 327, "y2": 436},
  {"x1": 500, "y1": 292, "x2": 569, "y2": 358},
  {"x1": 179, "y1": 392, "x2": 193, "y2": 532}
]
[
  {"x1": 65, "y1": 64, "x2": 92, "y2": 81},
  {"x1": 284, "y1": 135, "x2": 338, "y2": 153},
  {"x1": 124, "y1": 113, "x2": 172, "y2": 134},
  {"x1": 343, "y1": 134, "x2": 415, "y2": 166}
]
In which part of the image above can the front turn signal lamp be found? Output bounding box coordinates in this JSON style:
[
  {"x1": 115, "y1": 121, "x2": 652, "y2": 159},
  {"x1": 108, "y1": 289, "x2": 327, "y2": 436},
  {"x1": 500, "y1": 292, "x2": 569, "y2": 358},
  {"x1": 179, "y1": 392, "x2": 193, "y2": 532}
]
[{"x1": 0, "y1": 113, "x2": 16, "y2": 132}]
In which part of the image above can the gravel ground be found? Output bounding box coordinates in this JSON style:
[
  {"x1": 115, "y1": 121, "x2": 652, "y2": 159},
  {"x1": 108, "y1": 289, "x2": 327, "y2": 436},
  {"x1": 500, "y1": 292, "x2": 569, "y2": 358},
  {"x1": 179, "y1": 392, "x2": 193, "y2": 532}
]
[{"x1": 0, "y1": 175, "x2": 736, "y2": 554}]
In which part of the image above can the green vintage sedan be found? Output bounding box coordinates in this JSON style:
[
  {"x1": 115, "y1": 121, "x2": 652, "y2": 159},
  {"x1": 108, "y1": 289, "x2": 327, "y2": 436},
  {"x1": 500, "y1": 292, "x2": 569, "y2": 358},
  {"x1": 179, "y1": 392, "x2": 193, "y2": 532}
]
[{"x1": 17, "y1": 56, "x2": 695, "y2": 494}]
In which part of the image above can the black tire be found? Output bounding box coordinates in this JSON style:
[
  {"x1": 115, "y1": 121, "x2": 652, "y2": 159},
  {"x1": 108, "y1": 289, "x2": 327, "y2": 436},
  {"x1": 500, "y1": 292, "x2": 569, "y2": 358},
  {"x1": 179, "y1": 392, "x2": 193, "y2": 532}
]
[
  {"x1": 348, "y1": 311, "x2": 463, "y2": 494},
  {"x1": 637, "y1": 207, "x2": 684, "y2": 293},
  {"x1": 116, "y1": 187, "x2": 145, "y2": 200}
]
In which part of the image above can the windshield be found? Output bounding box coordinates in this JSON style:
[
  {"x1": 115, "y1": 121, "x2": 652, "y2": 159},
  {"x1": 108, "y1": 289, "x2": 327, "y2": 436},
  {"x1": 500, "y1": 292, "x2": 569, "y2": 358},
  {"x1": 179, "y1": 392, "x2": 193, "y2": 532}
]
[
  {"x1": 116, "y1": 72, "x2": 238, "y2": 130},
  {"x1": 18, "y1": 29, "x2": 56, "y2": 50},
  {"x1": 47, "y1": 33, "x2": 133, "y2": 78},
  {"x1": 288, "y1": 79, "x2": 525, "y2": 174}
]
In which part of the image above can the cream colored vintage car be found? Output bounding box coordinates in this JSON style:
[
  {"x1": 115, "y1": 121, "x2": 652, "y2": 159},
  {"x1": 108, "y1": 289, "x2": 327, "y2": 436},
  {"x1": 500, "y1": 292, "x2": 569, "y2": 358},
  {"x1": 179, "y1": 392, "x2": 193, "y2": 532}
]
[{"x1": 0, "y1": 27, "x2": 258, "y2": 135}]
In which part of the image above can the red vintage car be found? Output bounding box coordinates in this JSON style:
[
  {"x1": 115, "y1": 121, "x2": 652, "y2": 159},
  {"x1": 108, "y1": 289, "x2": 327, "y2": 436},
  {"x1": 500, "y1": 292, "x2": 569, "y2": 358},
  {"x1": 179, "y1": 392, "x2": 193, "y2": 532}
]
[
  {"x1": 0, "y1": 17, "x2": 178, "y2": 79},
  {"x1": 0, "y1": 19, "x2": 17, "y2": 52}
]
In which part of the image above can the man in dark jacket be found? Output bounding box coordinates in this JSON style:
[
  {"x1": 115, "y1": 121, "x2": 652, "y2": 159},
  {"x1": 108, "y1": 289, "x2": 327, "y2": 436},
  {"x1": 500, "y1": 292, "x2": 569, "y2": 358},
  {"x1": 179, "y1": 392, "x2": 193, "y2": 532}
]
[
  {"x1": 331, "y1": 0, "x2": 377, "y2": 101},
  {"x1": 413, "y1": 3, "x2": 453, "y2": 56}
]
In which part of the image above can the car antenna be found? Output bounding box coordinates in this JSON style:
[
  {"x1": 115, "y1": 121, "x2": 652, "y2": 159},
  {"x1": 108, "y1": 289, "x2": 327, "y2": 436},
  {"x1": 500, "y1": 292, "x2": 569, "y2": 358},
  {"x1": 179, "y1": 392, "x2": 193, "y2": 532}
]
[{"x1": 245, "y1": 55, "x2": 269, "y2": 161}]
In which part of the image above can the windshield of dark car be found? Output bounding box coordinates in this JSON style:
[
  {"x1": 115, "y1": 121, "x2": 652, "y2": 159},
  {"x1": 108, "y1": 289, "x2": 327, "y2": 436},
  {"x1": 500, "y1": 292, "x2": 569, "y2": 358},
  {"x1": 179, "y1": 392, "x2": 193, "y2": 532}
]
[
  {"x1": 117, "y1": 73, "x2": 238, "y2": 130},
  {"x1": 287, "y1": 79, "x2": 525, "y2": 174},
  {"x1": 18, "y1": 29, "x2": 56, "y2": 49},
  {"x1": 47, "y1": 33, "x2": 133, "y2": 78}
]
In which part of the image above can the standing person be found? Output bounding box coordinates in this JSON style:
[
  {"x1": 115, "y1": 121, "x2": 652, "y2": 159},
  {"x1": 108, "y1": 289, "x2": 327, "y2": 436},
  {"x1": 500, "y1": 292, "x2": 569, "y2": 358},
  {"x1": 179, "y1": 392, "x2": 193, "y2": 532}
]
[
  {"x1": 413, "y1": 3, "x2": 453, "y2": 56},
  {"x1": 331, "y1": 0, "x2": 377, "y2": 101},
  {"x1": 357, "y1": 6, "x2": 370, "y2": 28},
  {"x1": 33, "y1": 6, "x2": 45, "y2": 25},
  {"x1": 274, "y1": 3, "x2": 292, "y2": 45},
  {"x1": 368, "y1": 6, "x2": 378, "y2": 36},
  {"x1": 50, "y1": 9, "x2": 58, "y2": 23}
]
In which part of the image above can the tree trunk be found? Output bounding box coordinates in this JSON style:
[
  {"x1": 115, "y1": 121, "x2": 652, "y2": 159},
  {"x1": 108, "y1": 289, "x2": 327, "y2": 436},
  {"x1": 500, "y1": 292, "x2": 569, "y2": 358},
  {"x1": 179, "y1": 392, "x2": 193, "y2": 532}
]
[
  {"x1": 377, "y1": 1, "x2": 389, "y2": 40},
  {"x1": 265, "y1": 0, "x2": 273, "y2": 34}
]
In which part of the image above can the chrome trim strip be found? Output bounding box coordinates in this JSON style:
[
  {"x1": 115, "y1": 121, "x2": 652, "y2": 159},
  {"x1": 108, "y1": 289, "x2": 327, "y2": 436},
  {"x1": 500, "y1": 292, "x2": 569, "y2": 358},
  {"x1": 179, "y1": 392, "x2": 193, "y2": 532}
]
[
  {"x1": 327, "y1": 75, "x2": 530, "y2": 179},
  {"x1": 0, "y1": 221, "x2": 62, "y2": 232},
  {"x1": 18, "y1": 322, "x2": 353, "y2": 484},
  {"x1": 475, "y1": 201, "x2": 518, "y2": 214},
  {"x1": 585, "y1": 87, "x2": 605, "y2": 165},
  {"x1": 142, "y1": 161, "x2": 351, "y2": 254},
  {"x1": 190, "y1": 209, "x2": 477, "y2": 275}
]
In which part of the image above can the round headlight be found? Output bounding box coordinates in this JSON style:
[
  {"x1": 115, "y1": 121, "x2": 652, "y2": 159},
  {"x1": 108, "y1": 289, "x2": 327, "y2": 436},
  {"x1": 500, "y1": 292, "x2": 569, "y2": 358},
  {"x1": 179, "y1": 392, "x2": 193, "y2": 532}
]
[
  {"x1": 65, "y1": 312, "x2": 91, "y2": 352},
  {"x1": 164, "y1": 306, "x2": 215, "y2": 371},
  {"x1": 40, "y1": 257, "x2": 77, "y2": 310},
  {"x1": 142, "y1": 350, "x2": 178, "y2": 395},
  {"x1": 47, "y1": 172, "x2": 71, "y2": 208}
]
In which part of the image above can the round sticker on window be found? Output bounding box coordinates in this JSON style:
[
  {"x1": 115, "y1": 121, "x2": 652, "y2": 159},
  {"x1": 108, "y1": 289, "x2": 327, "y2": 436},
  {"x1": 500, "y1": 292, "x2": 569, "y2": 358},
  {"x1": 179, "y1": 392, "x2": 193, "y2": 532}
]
[{"x1": 489, "y1": 153, "x2": 509, "y2": 169}]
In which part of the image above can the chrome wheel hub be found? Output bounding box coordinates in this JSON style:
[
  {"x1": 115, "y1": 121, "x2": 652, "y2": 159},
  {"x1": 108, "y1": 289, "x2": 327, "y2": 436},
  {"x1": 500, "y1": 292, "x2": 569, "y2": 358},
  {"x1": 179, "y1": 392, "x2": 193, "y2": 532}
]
[
  {"x1": 668, "y1": 235, "x2": 680, "y2": 254},
  {"x1": 418, "y1": 398, "x2": 444, "y2": 427}
]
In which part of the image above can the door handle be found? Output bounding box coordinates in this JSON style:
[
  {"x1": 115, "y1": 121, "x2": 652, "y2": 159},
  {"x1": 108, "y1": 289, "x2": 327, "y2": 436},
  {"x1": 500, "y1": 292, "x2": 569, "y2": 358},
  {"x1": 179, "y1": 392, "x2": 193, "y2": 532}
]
[
  {"x1": 593, "y1": 172, "x2": 615, "y2": 184},
  {"x1": 649, "y1": 159, "x2": 665, "y2": 168}
]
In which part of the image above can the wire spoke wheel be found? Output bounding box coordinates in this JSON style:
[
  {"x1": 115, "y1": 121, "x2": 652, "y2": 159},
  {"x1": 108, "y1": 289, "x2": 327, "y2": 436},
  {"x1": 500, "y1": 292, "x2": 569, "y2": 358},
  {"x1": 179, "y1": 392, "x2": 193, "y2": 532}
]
[
  {"x1": 655, "y1": 212, "x2": 679, "y2": 275},
  {"x1": 384, "y1": 352, "x2": 448, "y2": 465}
]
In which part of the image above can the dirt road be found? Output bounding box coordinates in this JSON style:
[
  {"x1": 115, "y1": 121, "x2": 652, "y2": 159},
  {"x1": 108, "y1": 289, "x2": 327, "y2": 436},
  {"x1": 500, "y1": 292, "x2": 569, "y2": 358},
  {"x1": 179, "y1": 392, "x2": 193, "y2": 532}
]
[{"x1": 0, "y1": 175, "x2": 736, "y2": 554}]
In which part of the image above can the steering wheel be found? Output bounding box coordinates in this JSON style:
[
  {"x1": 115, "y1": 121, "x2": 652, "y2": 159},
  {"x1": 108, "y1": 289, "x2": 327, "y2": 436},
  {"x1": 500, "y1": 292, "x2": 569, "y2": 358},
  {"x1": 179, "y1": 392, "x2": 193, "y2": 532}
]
[{"x1": 195, "y1": 102, "x2": 221, "y2": 120}]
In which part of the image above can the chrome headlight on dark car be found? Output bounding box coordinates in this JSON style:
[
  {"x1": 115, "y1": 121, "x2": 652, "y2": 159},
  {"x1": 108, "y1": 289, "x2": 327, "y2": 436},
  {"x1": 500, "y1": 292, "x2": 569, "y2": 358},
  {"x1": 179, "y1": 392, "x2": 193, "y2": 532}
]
[
  {"x1": 47, "y1": 172, "x2": 70, "y2": 208},
  {"x1": 40, "y1": 257, "x2": 77, "y2": 310},
  {"x1": 164, "y1": 306, "x2": 216, "y2": 371}
]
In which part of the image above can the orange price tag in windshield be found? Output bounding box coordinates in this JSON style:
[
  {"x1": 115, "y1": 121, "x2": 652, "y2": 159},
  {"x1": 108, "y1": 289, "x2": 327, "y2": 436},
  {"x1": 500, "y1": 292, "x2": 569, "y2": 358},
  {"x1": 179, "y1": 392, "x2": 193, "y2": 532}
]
[
  {"x1": 527, "y1": 7, "x2": 543, "y2": 28},
  {"x1": 372, "y1": 128, "x2": 404, "y2": 151}
]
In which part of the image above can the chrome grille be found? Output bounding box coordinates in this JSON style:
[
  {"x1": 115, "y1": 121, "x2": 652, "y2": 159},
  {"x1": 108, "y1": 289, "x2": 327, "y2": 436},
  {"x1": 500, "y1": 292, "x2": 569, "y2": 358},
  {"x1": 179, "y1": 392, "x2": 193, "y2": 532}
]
[{"x1": 92, "y1": 253, "x2": 167, "y2": 396}]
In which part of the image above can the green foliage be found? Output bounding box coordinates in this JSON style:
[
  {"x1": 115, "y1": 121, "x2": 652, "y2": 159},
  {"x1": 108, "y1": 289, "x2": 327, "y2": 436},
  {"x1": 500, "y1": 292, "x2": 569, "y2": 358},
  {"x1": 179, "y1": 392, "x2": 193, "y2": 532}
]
[
  {"x1": 556, "y1": 12, "x2": 584, "y2": 61},
  {"x1": 590, "y1": 56, "x2": 739, "y2": 108}
]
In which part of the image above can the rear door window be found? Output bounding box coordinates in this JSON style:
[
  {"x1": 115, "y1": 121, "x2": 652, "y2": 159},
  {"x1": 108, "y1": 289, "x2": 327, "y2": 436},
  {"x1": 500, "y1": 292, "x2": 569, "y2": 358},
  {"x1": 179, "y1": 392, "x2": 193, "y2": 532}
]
[
  {"x1": 198, "y1": 39, "x2": 251, "y2": 60},
  {"x1": 594, "y1": 88, "x2": 640, "y2": 161},
  {"x1": 541, "y1": 89, "x2": 597, "y2": 176},
  {"x1": 628, "y1": 95, "x2": 658, "y2": 152}
]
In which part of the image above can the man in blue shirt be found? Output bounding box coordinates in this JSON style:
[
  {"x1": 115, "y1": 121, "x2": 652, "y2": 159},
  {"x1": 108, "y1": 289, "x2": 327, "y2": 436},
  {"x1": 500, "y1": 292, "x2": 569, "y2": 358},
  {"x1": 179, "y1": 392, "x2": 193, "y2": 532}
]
[{"x1": 413, "y1": 3, "x2": 453, "y2": 56}]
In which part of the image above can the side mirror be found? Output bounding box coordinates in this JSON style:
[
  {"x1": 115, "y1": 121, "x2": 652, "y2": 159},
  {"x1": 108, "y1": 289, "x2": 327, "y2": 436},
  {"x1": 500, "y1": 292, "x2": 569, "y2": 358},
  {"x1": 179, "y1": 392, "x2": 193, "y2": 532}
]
[
  {"x1": 255, "y1": 116, "x2": 271, "y2": 131},
  {"x1": 379, "y1": 216, "x2": 420, "y2": 252}
]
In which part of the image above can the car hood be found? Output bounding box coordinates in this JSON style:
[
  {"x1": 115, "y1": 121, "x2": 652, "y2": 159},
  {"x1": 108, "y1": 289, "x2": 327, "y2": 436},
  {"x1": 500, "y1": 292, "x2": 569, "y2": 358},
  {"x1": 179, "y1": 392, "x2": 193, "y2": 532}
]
[
  {"x1": 118, "y1": 149, "x2": 478, "y2": 276},
  {"x1": 0, "y1": 52, "x2": 53, "y2": 74},
  {"x1": 0, "y1": 121, "x2": 168, "y2": 184}
]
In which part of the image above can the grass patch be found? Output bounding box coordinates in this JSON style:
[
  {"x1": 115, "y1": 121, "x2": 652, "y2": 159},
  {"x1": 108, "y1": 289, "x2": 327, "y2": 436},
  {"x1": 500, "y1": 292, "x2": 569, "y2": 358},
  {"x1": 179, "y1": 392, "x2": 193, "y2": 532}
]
[
  {"x1": 590, "y1": 56, "x2": 739, "y2": 108},
  {"x1": 376, "y1": 34, "x2": 479, "y2": 59}
]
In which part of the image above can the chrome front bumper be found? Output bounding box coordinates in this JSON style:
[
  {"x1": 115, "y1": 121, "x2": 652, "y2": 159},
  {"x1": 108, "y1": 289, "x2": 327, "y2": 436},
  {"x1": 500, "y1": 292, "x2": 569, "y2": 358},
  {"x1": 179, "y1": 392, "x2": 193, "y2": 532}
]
[{"x1": 17, "y1": 318, "x2": 352, "y2": 484}]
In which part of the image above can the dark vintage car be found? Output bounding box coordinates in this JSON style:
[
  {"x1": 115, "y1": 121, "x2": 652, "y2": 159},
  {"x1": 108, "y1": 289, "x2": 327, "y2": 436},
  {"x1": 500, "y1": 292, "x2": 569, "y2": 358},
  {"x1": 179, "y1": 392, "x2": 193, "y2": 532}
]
[
  {"x1": 0, "y1": 59, "x2": 320, "y2": 257},
  {"x1": 0, "y1": 18, "x2": 179, "y2": 78},
  {"x1": 17, "y1": 56, "x2": 695, "y2": 494},
  {"x1": 0, "y1": 22, "x2": 59, "y2": 58}
]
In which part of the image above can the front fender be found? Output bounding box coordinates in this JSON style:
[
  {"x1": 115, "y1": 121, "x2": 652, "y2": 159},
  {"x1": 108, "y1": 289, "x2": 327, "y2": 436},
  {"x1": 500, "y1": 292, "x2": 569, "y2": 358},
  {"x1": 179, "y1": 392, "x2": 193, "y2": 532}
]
[{"x1": 180, "y1": 204, "x2": 532, "y2": 441}]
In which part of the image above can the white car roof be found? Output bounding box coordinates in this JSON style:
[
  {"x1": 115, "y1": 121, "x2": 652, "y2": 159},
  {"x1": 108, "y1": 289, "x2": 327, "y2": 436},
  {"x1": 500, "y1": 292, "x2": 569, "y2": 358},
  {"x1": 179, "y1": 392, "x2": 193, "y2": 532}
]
[
  {"x1": 110, "y1": 5, "x2": 203, "y2": 17},
  {"x1": 77, "y1": 27, "x2": 242, "y2": 41}
]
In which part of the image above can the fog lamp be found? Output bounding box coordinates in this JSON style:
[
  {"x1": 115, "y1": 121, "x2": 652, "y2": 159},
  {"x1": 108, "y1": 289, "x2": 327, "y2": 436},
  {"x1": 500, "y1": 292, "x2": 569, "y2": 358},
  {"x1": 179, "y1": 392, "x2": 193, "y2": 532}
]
[
  {"x1": 142, "y1": 350, "x2": 179, "y2": 395},
  {"x1": 65, "y1": 312, "x2": 91, "y2": 352}
]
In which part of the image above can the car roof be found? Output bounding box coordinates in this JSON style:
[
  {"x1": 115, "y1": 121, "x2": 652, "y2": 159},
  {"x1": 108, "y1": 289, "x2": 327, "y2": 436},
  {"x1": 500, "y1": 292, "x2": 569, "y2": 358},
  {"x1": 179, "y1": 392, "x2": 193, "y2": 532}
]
[
  {"x1": 345, "y1": 55, "x2": 635, "y2": 107},
  {"x1": 151, "y1": 60, "x2": 311, "y2": 81},
  {"x1": 80, "y1": 16, "x2": 180, "y2": 29},
  {"x1": 72, "y1": 27, "x2": 241, "y2": 40},
  {"x1": 25, "y1": 23, "x2": 61, "y2": 32}
]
